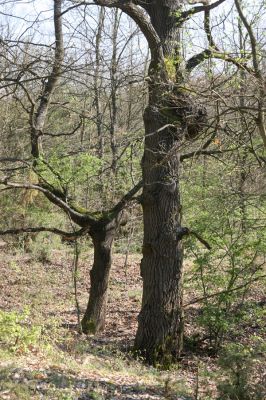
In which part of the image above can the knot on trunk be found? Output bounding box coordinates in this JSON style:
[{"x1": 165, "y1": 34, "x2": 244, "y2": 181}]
[
  {"x1": 176, "y1": 226, "x2": 211, "y2": 250},
  {"x1": 176, "y1": 227, "x2": 190, "y2": 240},
  {"x1": 159, "y1": 89, "x2": 207, "y2": 139}
]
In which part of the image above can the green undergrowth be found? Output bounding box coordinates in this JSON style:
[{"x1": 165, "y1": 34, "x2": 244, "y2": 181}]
[
  {"x1": 0, "y1": 308, "x2": 192, "y2": 399},
  {"x1": 1, "y1": 250, "x2": 264, "y2": 399},
  {"x1": 0, "y1": 308, "x2": 66, "y2": 360}
]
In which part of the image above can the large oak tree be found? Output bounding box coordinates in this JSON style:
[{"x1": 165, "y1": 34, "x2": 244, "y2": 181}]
[
  {"x1": 1, "y1": 0, "x2": 264, "y2": 365},
  {"x1": 79, "y1": 0, "x2": 264, "y2": 363}
]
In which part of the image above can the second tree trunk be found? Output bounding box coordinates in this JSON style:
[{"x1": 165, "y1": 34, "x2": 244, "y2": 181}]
[{"x1": 81, "y1": 228, "x2": 114, "y2": 334}]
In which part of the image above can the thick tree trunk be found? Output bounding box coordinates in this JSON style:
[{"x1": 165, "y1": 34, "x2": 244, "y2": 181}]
[
  {"x1": 133, "y1": 0, "x2": 185, "y2": 366},
  {"x1": 134, "y1": 101, "x2": 184, "y2": 365},
  {"x1": 81, "y1": 227, "x2": 114, "y2": 334}
]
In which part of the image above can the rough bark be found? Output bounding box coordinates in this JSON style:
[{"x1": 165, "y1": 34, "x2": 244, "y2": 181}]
[
  {"x1": 81, "y1": 226, "x2": 115, "y2": 334},
  {"x1": 87, "y1": 0, "x2": 187, "y2": 362},
  {"x1": 133, "y1": 1, "x2": 186, "y2": 365},
  {"x1": 143, "y1": 0, "x2": 181, "y2": 59},
  {"x1": 134, "y1": 100, "x2": 184, "y2": 364},
  {"x1": 80, "y1": 180, "x2": 142, "y2": 334}
]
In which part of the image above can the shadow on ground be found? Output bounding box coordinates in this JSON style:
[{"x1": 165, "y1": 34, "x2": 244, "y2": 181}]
[{"x1": 0, "y1": 365, "x2": 191, "y2": 400}]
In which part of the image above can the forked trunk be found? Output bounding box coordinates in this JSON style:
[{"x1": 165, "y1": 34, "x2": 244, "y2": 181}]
[
  {"x1": 81, "y1": 228, "x2": 114, "y2": 334},
  {"x1": 81, "y1": 194, "x2": 136, "y2": 335}
]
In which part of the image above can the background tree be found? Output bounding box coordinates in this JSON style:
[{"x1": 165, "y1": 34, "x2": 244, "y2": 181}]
[{"x1": 0, "y1": 0, "x2": 144, "y2": 333}]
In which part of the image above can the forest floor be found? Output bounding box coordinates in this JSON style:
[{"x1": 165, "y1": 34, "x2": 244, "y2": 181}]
[{"x1": 0, "y1": 247, "x2": 265, "y2": 400}]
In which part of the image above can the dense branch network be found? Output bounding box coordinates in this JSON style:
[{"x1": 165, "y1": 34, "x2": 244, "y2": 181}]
[{"x1": 0, "y1": 0, "x2": 143, "y2": 238}]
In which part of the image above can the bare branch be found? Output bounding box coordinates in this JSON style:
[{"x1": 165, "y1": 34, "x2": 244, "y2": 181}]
[
  {"x1": 184, "y1": 273, "x2": 266, "y2": 307},
  {"x1": 176, "y1": 227, "x2": 211, "y2": 250},
  {"x1": 109, "y1": 179, "x2": 142, "y2": 217},
  {"x1": 31, "y1": 0, "x2": 65, "y2": 158},
  {"x1": 42, "y1": 119, "x2": 82, "y2": 137},
  {"x1": 180, "y1": 147, "x2": 237, "y2": 161},
  {"x1": 234, "y1": 0, "x2": 266, "y2": 149},
  {"x1": 0, "y1": 226, "x2": 90, "y2": 239},
  {"x1": 0, "y1": 179, "x2": 93, "y2": 226},
  {"x1": 72, "y1": 0, "x2": 164, "y2": 66},
  {"x1": 186, "y1": 48, "x2": 253, "y2": 73},
  {"x1": 177, "y1": 0, "x2": 227, "y2": 26}
]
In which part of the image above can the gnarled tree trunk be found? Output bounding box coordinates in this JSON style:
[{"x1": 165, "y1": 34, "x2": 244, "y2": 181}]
[
  {"x1": 81, "y1": 205, "x2": 133, "y2": 334},
  {"x1": 134, "y1": 99, "x2": 184, "y2": 364},
  {"x1": 134, "y1": 1, "x2": 186, "y2": 364},
  {"x1": 81, "y1": 225, "x2": 115, "y2": 334}
]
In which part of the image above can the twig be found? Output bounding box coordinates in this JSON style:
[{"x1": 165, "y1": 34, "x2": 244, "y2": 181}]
[
  {"x1": 0, "y1": 226, "x2": 89, "y2": 239},
  {"x1": 184, "y1": 273, "x2": 266, "y2": 307}
]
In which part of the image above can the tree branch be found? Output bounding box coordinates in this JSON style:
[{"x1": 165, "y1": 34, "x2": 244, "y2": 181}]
[
  {"x1": 109, "y1": 179, "x2": 142, "y2": 217},
  {"x1": 180, "y1": 147, "x2": 236, "y2": 161},
  {"x1": 0, "y1": 226, "x2": 90, "y2": 239},
  {"x1": 74, "y1": 0, "x2": 164, "y2": 66},
  {"x1": 177, "y1": 0, "x2": 227, "y2": 26},
  {"x1": 42, "y1": 119, "x2": 82, "y2": 137},
  {"x1": 0, "y1": 179, "x2": 93, "y2": 227},
  {"x1": 31, "y1": 0, "x2": 64, "y2": 158},
  {"x1": 234, "y1": 0, "x2": 266, "y2": 149},
  {"x1": 186, "y1": 0, "x2": 253, "y2": 73},
  {"x1": 184, "y1": 273, "x2": 266, "y2": 307},
  {"x1": 186, "y1": 48, "x2": 253, "y2": 73},
  {"x1": 176, "y1": 227, "x2": 211, "y2": 249}
]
